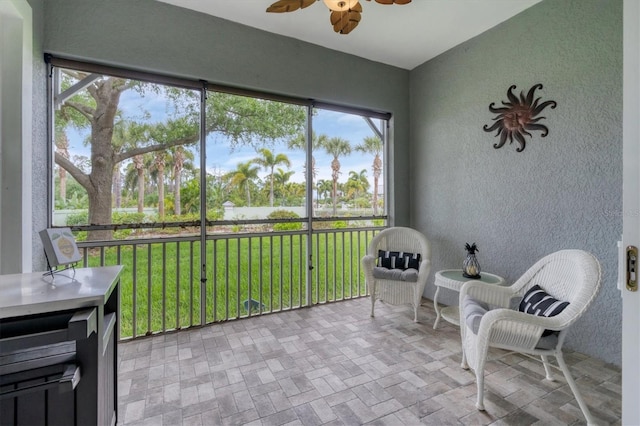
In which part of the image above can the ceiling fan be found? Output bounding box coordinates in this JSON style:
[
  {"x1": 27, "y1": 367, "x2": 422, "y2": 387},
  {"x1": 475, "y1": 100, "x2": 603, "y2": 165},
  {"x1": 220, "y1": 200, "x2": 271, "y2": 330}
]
[{"x1": 266, "y1": 0, "x2": 411, "y2": 35}]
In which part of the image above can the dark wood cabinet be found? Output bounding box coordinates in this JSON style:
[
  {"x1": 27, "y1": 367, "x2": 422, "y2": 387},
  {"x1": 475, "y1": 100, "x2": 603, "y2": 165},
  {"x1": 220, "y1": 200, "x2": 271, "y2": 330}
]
[{"x1": 0, "y1": 266, "x2": 122, "y2": 426}]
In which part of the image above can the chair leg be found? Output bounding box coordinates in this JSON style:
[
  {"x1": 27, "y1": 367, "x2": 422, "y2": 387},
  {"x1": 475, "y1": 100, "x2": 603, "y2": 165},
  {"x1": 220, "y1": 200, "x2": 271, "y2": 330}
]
[
  {"x1": 541, "y1": 355, "x2": 555, "y2": 381},
  {"x1": 371, "y1": 297, "x2": 375, "y2": 317},
  {"x1": 414, "y1": 304, "x2": 418, "y2": 322},
  {"x1": 461, "y1": 350, "x2": 469, "y2": 370},
  {"x1": 433, "y1": 287, "x2": 441, "y2": 330},
  {"x1": 475, "y1": 369, "x2": 485, "y2": 411},
  {"x1": 556, "y1": 352, "x2": 595, "y2": 425}
]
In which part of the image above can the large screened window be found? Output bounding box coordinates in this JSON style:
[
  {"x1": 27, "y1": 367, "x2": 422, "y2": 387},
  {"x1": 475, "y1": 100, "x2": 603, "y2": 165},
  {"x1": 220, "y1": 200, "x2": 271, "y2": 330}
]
[
  {"x1": 50, "y1": 62, "x2": 388, "y2": 238},
  {"x1": 52, "y1": 66, "x2": 202, "y2": 241},
  {"x1": 47, "y1": 56, "x2": 390, "y2": 336},
  {"x1": 203, "y1": 91, "x2": 308, "y2": 226},
  {"x1": 312, "y1": 108, "x2": 385, "y2": 220}
]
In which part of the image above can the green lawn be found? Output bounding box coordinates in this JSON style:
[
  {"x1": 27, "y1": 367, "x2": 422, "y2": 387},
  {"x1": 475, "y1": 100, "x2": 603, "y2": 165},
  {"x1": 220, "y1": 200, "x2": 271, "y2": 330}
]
[{"x1": 84, "y1": 230, "x2": 375, "y2": 338}]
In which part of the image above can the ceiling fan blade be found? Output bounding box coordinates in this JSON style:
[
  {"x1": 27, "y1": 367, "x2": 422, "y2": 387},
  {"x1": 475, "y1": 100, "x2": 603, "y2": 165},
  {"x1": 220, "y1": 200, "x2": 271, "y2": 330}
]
[
  {"x1": 266, "y1": 0, "x2": 315, "y2": 13},
  {"x1": 330, "y1": 8, "x2": 362, "y2": 34}
]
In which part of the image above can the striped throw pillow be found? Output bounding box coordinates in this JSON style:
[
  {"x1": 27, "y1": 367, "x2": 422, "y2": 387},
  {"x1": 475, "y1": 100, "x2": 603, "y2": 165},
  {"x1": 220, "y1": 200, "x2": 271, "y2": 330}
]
[
  {"x1": 519, "y1": 284, "x2": 569, "y2": 336},
  {"x1": 377, "y1": 250, "x2": 421, "y2": 270}
]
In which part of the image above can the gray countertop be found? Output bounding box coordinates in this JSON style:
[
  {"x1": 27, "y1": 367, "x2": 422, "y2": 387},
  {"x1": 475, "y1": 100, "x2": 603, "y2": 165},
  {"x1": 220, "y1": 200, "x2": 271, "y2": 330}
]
[{"x1": 0, "y1": 266, "x2": 123, "y2": 319}]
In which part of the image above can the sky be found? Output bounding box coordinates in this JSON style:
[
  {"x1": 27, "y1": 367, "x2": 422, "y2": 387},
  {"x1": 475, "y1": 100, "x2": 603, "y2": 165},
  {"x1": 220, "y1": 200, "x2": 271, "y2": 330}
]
[
  {"x1": 206, "y1": 109, "x2": 382, "y2": 185},
  {"x1": 62, "y1": 82, "x2": 385, "y2": 191}
]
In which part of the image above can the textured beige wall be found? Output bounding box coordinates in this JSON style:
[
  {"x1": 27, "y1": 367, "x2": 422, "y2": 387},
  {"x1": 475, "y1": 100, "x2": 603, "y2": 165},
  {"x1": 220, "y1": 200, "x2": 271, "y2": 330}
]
[
  {"x1": 29, "y1": 0, "x2": 47, "y2": 272},
  {"x1": 410, "y1": 0, "x2": 622, "y2": 365}
]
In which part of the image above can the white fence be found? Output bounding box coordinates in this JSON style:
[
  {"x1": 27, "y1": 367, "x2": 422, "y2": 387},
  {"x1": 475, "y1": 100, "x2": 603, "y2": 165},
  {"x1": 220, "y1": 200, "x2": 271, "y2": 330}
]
[
  {"x1": 223, "y1": 206, "x2": 306, "y2": 220},
  {"x1": 53, "y1": 208, "x2": 157, "y2": 226}
]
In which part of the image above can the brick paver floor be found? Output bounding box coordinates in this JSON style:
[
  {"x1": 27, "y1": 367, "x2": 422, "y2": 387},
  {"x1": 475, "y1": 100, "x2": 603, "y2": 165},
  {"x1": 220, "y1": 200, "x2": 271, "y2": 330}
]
[{"x1": 118, "y1": 298, "x2": 621, "y2": 425}]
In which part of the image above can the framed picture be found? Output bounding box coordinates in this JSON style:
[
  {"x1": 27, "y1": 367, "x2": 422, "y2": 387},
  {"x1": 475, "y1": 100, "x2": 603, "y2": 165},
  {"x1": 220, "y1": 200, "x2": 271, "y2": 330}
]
[{"x1": 39, "y1": 228, "x2": 82, "y2": 268}]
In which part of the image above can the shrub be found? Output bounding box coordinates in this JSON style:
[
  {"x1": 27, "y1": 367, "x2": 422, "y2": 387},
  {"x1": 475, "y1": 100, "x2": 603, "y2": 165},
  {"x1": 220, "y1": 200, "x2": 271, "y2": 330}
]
[
  {"x1": 112, "y1": 212, "x2": 147, "y2": 224},
  {"x1": 267, "y1": 210, "x2": 302, "y2": 231},
  {"x1": 73, "y1": 231, "x2": 88, "y2": 242},
  {"x1": 66, "y1": 211, "x2": 88, "y2": 226},
  {"x1": 110, "y1": 212, "x2": 148, "y2": 239},
  {"x1": 206, "y1": 210, "x2": 222, "y2": 221}
]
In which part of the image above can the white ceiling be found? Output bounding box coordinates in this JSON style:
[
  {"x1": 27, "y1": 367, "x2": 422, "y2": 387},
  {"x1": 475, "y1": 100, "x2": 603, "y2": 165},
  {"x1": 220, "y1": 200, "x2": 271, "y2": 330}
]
[{"x1": 157, "y1": 0, "x2": 542, "y2": 70}]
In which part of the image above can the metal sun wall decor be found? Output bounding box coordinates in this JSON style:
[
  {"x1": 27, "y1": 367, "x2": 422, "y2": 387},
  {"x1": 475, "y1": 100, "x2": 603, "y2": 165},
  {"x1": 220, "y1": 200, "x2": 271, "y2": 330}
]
[{"x1": 483, "y1": 84, "x2": 557, "y2": 152}]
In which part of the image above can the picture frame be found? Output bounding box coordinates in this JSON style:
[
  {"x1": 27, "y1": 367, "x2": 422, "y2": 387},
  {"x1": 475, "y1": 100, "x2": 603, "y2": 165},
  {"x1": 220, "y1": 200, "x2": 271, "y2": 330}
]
[{"x1": 39, "y1": 227, "x2": 82, "y2": 269}]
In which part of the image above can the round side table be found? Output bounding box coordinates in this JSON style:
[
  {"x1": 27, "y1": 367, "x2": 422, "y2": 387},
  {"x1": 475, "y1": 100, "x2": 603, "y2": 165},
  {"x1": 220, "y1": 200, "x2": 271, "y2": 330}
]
[{"x1": 432, "y1": 269, "x2": 505, "y2": 329}]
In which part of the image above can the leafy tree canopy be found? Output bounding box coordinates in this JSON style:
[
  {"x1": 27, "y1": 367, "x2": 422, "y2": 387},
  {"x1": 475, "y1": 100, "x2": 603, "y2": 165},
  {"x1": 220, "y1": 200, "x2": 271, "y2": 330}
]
[{"x1": 54, "y1": 70, "x2": 306, "y2": 240}]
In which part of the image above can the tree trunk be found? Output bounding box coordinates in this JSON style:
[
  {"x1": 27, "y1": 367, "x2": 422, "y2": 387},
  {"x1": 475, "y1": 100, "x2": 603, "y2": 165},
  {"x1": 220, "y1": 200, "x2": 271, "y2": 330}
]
[
  {"x1": 56, "y1": 133, "x2": 70, "y2": 205},
  {"x1": 157, "y1": 163, "x2": 165, "y2": 220},
  {"x1": 113, "y1": 165, "x2": 122, "y2": 209},
  {"x1": 269, "y1": 166, "x2": 275, "y2": 207},
  {"x1": 173, "y1": 148, "x2": 184, "y2": 216},
  {"x1": 373, "y1": 155, "x2": 382, "y2": 216},
  {"x1": 372, "y1": 175, "x2": 379, "y2": 215},
  {"x1": 87, "y1": 180, "x2": 114, "y2": 242},
  {"x1": 86, "y1": 152, "x2": 115, "y2": 241},
  {"x1": 332, "y1": 179, "x2": 337, "y2": 216},
  {"x1": 85, "y1": 78, "x2": 124, "y2": 241},
  {"x1": 137, "y1": 170, "x2": 145, "y2": 214},
  {"x1": 174, "y1": 166, "x2": 182, "y2": 216},
  {"x1": 134, "y1": 155, "x2": 145, "y2": 214},
  {"x1": 59, "y1": 168, "x2": 67, "y2": 203},
  {"x1": 331, "y1": 158, "x2": 340, "y2": 216}
]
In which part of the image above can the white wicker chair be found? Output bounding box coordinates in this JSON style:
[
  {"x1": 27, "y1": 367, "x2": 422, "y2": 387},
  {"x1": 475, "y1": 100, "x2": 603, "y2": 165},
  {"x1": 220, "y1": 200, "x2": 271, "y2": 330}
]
[
  {"x1": 361, "y1": 227, "x2": 431, "y2": 322},
  {"x1": 459, "y1": 249, "x2": 601, "y2": 424}
]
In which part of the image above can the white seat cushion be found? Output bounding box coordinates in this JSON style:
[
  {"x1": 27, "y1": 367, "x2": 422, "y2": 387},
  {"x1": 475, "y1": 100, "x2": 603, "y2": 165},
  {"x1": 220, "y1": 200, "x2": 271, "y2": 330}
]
[
  {"x1": 372, "y1": 266, "x2": 419, "y2": 282},
  {"x1": 462, "y1": 295, "x2": 489, "y2": 334},
  {"x1": 462, "y1": 295, "x2": 559, "y2": 350}
]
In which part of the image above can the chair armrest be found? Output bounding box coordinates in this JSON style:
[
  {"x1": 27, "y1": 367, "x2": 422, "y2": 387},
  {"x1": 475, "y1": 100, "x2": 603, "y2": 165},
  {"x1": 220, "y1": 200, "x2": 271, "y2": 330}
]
[
  {"x1": 415, "y1": 259, "x2": 432, "y2": 294},
  {"x1": 459, "y1": 280, "x2": 515, "y2": 309},
  {"x1": 418, "y1": 258, "x2": 431, "y2": 279},
  {"x1": 473, "y1": 307, "x2": 568, "y2": 350},
  {"x1": 362, "y1": 255, "x2": 376, "y2": 292},
  {"x1": 480, "y1": 308, "x2": 566, "y2": 331},
  {"x1": 362, "y1": 254, "x2": 376, "y2": 270}
]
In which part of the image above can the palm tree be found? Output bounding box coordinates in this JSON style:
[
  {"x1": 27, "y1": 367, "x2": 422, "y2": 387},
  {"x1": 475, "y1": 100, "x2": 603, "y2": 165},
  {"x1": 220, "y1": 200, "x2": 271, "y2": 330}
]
[
  {"x1": 316, "y1": 179, "x2": 332, "y2": 208},
  {"x1": 283, "y1": 182, "x2": 305, "y2": 205},
  {"x1": 252, "y1": 148, "x2": 291, "y2": 207},
  {"x1": 171, "y1": 146, "x2": 195, "y2": 216},
  {"x1": 204, "y1": 168, "x2": 227, "y2": 213},
  {"x1": 153, "y1": 151, "x2": 168, "y2": 220},
  {"x1": 320, "y1": 137, "x2": 352, "y2": 215},
  {"x1": 142, "y1": 146, "x2": 195, "y2": 217},
  {"x1": 144, "y1": 119, "x2": 197, "y2": 217},
  {"x1": 345, "y1": 169, "x2": 369, "y2": 202},
  {"x1": 123, "y1": 153, "x2": 153, "y2": 214},
  {"x1": 355, "y1": 136, "x2": 383, "y2": 215},
  {"x1": 114, "y1": 120, "x2": 151, "y2": 213},
  {"x1": 273, "y1": 168, "x2": 295, "y2": 205},
  {"x1": 133, "y1": 154, "x2": 146, "y2": 214},
  {"x1": 225, "y1": 161, "x2": 260, "y2": 206},
  {"x1": 287, "y1": 131, "x2": 326, "y2": 182}
]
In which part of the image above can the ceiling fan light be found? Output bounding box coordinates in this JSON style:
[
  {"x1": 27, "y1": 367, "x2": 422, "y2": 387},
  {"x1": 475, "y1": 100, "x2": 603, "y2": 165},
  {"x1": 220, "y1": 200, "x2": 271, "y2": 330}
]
[{"x1": 323, "y1": 0, "x2": 358, "y2": 12}]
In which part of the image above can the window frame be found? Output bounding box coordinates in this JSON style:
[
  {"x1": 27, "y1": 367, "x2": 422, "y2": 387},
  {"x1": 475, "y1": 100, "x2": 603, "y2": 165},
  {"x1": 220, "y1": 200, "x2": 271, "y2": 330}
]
[{"x1": 45, "y1": 54, "x2": 391, "y2": 233}]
